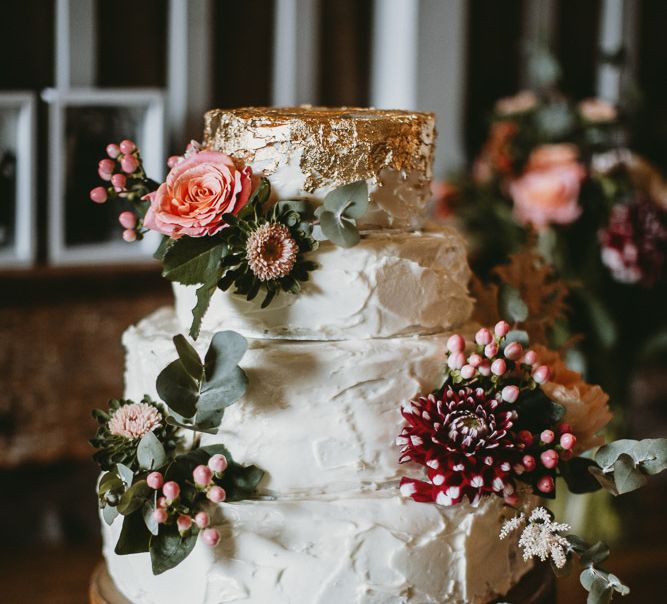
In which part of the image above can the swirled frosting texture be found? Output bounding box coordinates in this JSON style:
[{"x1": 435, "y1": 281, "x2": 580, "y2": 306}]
[
  {"x1": 173, "y1": 227, "x2": 472, "y2": 340},
  {"x1": 124, "y1": 308, "x2": 473, "y2": 493},
  {"x1": 104, "y1": 494, "x2": 532, "y2": 604},
  {"x1": 203, "y1": 107, "x2": 436, "y2": 229}
]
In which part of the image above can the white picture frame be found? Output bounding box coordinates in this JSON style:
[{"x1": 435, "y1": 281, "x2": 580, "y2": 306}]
[
  {"x1": 42, "y1": 88, "x2": 165, "y2": 266},
  {"x1": 0, "y1": 92, "x2": 36, "y2": 269}
]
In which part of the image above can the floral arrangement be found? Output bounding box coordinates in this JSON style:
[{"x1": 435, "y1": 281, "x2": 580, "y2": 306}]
[
  {"x1": 92, "y1": 329, "x2": 264, "y2": 574},
  {"x1": 439, "y1": 88, "x2": 667, "y2": 401},
  {"x1": 90, "y1": 140, "x2": 369, "y2": 338},
  {"x1": 396, "y1": 283, "x2": 667, "y2": 602}
]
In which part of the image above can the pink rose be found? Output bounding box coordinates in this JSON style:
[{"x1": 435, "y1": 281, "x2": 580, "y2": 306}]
[
  {"x1": 144, "y1": 150, "x2": 252, "y2": 238},
  {"x1": 509, "y1": 144, "x2": 586, "y2": 228}
]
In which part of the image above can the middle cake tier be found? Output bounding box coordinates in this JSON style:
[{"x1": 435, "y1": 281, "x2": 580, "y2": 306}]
[
  {"x1": 124, "y1": 308, "x2": 466, "y2": 495},
  {"x1": 173, "y1": 226, "x2": 472, "y2": 340}
]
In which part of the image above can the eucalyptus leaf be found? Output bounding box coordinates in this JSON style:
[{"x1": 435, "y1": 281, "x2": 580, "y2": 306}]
[
  {"x1": 588, "y1": 466, "x2": 619, "y2": 496},
  {"x1": 581, "y1": 542, "x2": 610, "y2": 567},
  {"x1": 173, "y1": 334, "x2": 203, "y2": 378},
  {"x1": 162, "y1": 237, "x2": 225, "y2": 285},
  {"x1": 143, "y1": 501, "x2": 160, "y2": 536},
  {"x1": 587, "y1": 577, "x2": 613, "y2": 604},
  {"x1": 98, "y1": 471, "x2": 123, "y2": 496},
  {"x1": 318, "y1": 211, "x2": 360, "y2": 248},
  {"x1": 612, "y1": 453, "x2": 647, "y2": 494},
  {"x1": 630, "y1": 438, "x2": 667, "y2": 475},
  {"x1": 223, "y1": 464, "x2": 265, "y2": 501},
  {"x1": 115, "y1": 512, "x2": 151, "y2": 555},
  {"x1": 102, "y1": 504, "x2": 119, "y2": 526},
  {"x1": 116, "y1": 463, "x2": 135, "y2": 487},
  {"x1": 198, "y1": 331, "x2": 249, "y2": 410},
  {"x1": 150, "y1": 523, "x2": 199, "y2": 575},
  {"x1": 580, "y1": 567, "x2": 597, "y2": 590},
  {"x1": 137, "y1": 431, "x2": 167, "y2": 471},
  {"x1": 156, "y1": 359, "x2": 200, "y2": 419},
  {"x1": 323, "y1": 180, "x2": 369, "y2": 218},
  {"x1": 498, "y1": 283, "x2": 529, "y2": 323},
  {"x1": 595, "y1": 440, "x2": 638, "y2": 471},
  {"x1": 117, "y1": 480, "x2": 152, "y2": 516},
  {"x1": 505, "y1": 330, "x2": 530, "y2": 347}
]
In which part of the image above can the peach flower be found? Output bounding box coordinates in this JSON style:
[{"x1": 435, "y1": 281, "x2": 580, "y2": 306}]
[
  {"x1": 495, "y1": 91, "x2": 538, "y2": 116},
  {"x1": 144, "y1": 150, "x2": 252, "y2": 238},
  {"x1": 510, "y1": 144, "x2": 586, "y2": 228},
  {"x1": 533, "y1": 345, "x2": 612, "y2": 453},
  {"x1": 578, "y1": 98, "x2": 617, "y2": 123}
]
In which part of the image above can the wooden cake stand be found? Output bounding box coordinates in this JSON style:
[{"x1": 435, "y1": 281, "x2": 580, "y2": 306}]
[{"x1": 90, "y1": 560, "x2": 555, "y2": 604}]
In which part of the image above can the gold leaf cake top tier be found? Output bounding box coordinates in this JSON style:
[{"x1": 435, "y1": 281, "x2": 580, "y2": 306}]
[{"x1": 204, "y1": 106, "x2": 436, "y2": 230}]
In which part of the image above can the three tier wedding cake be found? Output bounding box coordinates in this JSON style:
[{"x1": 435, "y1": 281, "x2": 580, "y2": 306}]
[{"x1": 95, "y1": 108, "x2": 534, "y2": 603}]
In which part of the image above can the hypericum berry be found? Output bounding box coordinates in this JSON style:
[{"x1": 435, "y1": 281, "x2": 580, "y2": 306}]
[
  {"x1": 153, "y1": 508, "x2": 169, "y2": 524},
  {"x1": 208, "y1": 454, "x2": 228, "y2": 474},
  {"x1": 193, "y1": 465, "x2": 213, "y2": 487},
  {"x1": 167, "y1": 155, "x2": 180, "y2": 168},
  {"x1": 557, "y1": 423, "x2": 572, "y2": 435},
  {"x1": 501, "y1": 385, "x2": 520, "y2": 403},
  {"x1": 120, "y1": 154, "x2": 139, "y2": 174},
  {"x1": 194, "y1": 511, "x2": 210, "y2": 529},
  {"x1": 504, "y1": 341, "x2": 523, "y2": 361},
  {"x1": 467, "y1": 353, "x2": 483, "y2": 368},
  {"x1": 518, "y1": 430, "x2": 534, "y2": 446},
  {"x1": 98, "y1": 159, "x2": 115, "y2": 180},
  {"x1": 106, "y1": 143, "x2": 120, "y2": 158},
  {"x1": 157, "y1": 496, "x2": 168, "y2": 508},
  {"x1": 89, "y1": 186, "x2": 108, "y2": 204},
  {"x1": 118, "y1": 211, "x2": 137, "y2": 230},
  {"x1": 207, "y1": 486, "x2": 226, "y2": 503},
  {"x1": 478, "y1": 361, "x2": 491, "y2": 376},
  {"x1": 484, "y1": 343, "x2": 499, "y2": 358},
  {"x1": 447, "y1": 334, "x2": 465, "y2": 353},
  {"x1": 202, "y1": 528, "x2": 220, "y2": 547},
  {"x1": 537, "y1": 475, "x2": 555, "y2": 494},
  {"x1": 532, "y1": 365, "x2": 551, "y2": 384},
  {"x1": 522, "y1": 350, "x2": 538, "y2": 366},
  {"x1": 540, "y1": 449, "x2": 559, "y2": 469},
  {"x1": 475, "y1": 328, "x2": 493, "y2": 346},
  {"x1": 494, "y1": 320, "x2": 510, "y2": 337},
  {"x1": 122, "y1": 229, "x2": 137, "y2": 242},
  {"x1": 146, "y1": 472, "x2": 164, "y2": 490},
  {"x1": 119, "y1": 139, "x2": 136, "y2": 154},
  {"x1": 163, "y1": 481, "x2": 180, "y2": 502},
  {"x1": 460, "y1": 364, "x2": 476, "y2": 379},
  {"x1": 522, "y1": 454, "x2": 537, "y2": 471},
  {"x1": 447, "y1": 351, "x2": 465, "y2": 370},
  {"x1": 176, "y1": 514, "x2": 192, "y2": 533},
  {"x1": 560, "y1": 433, "x2": 577, "y2": 451},
  {"x1": 111, "y1": 173, "x2": 126, "y2": 192},
  {"x1": 540, "y1": 429, "x2": 555, "y2": 444},
  {"x1": 491, "y1": 358, "x2": 507, "y2": 376}
]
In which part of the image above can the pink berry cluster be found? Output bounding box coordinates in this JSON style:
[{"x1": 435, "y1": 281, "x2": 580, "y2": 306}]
[
  {"x1": 445, "y1": 321, "x2": 551, "y2": 388},
  {"x1": 144, "y1": 453, "x2": 229, "y2": 547},
  {"x1": 89, "y1": 139, "x2": 151, "y2": 243}
]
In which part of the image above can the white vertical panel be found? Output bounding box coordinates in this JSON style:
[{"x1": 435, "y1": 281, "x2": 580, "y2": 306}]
[
  {"x1": 417, "y1": 0, "x2": 468, "y2": 174},
  {"x1": 370, "y1": 0, "x2": 419, "y2": 109},
  {"x1": 521, "y1": 0, "x2": 557, "y2": 88},
  {"x1": 55, "y1": 0, "x2": 97, "y2": 89},
  {"x1": 168, "y1": 0, "x2": 213, "y2": 148},
  {"x1": 272, "y1": 0, "x2": 320, "y2": 106}
]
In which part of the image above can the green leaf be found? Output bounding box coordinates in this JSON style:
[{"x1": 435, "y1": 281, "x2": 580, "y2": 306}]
[
  {"x1": 612, "y1": 453, "x2": 647, "y2": 494},
  {"x1": 117, "y1": 480, "x2": 152, "y2": 516},
  {"x1": 498, "y1": 283, "x2": 529, "y2": 323},
  {"x1": 116, "y1": 463, "x2": 134, "y2": 487},
  {"x1": 318, "y1": 211, "x2": 360, "y2": 248},
  {"x1": 137, "y1": 431, "x2": 167, "y2": 471},
  {"x1": 156, "y1": 359, "x2": 200, "y2": 419},
  {"x1": 580, "y1": 567, "x2": 597, "y2": 590},
  {"x1": 588, "y1": 466, "x2": 619, "y2": 496},
  {"x1": 247, "y1": 177, "x2": 271, "y2": 207},
  {"x1": 162, "y1": 237, "x2": 225, "y2": 285},
  {"x1": 323, "y1": 180, "x2": 369, "y2": 219},
  {"x1": 515, "y1": 388, "x2": 564, "y2": 431},
  {"x1": 154, "y1": 235, "x2": 175, "y2": 261},
  {"x1": 198, "y1": 331, "x2": 249, "y2": 411},
  {"x1": 98, "y1": 471, "x2": 123, "y2": 496},
  {"x1": 595, "y1": 440, "x2": 637, "y2": 471},
  {"x1": 505, "y1": 329, "x2": 530, "y2": 347},
  {"x1": 223, "y1": 464, "x2": 265, "y2": 501},
  {"x1": 143, "y1": 501, "x2": 159, "y2": 536},
  {"x1": 560, "y1": 457, "x2": 603, "y2": 494},
  {"x1": 102, "y1": 505, "x2": 119, "y2": 526},
  {"x1": 190, "y1": 273, "x2": 222, "y2": 340},
  {"x1": 115, "y1": 512, "x2": 151, "y2": 555},
  {"x1": 630, "y1": 438, "x2": 667, "y2": 475},
  {"x1": 150, "y1": 523, "x2": 199, "y2": 575},
  {"x1": 173, "y1": 334, "x2": 203, "y2": 378},
  {"x1": 587, "y1": 577, "x2": 613, "y2": 604},
  {"x1": 581, "y1": 542, "x2": 611, "y2": 566}
]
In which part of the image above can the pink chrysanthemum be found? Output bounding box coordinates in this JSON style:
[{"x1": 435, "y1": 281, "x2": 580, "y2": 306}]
[
  {"x1": 397, "y1": 386, "x2": 519, "y2": 506},
  {"x1": 246, "y1": 223, "x2": 298, "y2": 281},
  {"x1": 107, "y1": 402, "x2": 162, "y2": 440}
]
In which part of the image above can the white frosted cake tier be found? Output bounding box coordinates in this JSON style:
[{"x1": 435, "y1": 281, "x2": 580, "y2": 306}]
[
  {"x1": 173, "y1": 227, "x2": 472, "y2": 340},
  {"x1": 204, "y1": 107, "x2": 436, "y2": 230},
  {"x1": 103, "y1": 491, "x2": 532, "y2": 604},
  {"x1": 124, "y1": 308, "x2": 472, "y2": 494}
]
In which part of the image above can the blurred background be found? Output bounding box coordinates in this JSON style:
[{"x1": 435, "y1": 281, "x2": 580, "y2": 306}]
[{"x1": 1, "y1": 0, "x2": 666, "y2": 602}]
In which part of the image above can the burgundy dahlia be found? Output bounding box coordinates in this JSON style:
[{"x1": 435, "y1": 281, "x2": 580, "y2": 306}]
[
  {"x1": 397, "y1": 386, "x2": 519, "y2": 506},
  {"x1": 599, "y1": 199, "x2": 667, "y2": 287}
]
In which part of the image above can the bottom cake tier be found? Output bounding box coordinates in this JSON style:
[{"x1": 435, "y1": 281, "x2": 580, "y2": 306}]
[{"x1": 103, "y1": 492, "x2": 533, "y2": 604}]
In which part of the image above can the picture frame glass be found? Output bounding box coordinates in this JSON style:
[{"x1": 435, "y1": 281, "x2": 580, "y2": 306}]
[{"x1": 0, "y1": 107, "x2": 19, "y2": 252}]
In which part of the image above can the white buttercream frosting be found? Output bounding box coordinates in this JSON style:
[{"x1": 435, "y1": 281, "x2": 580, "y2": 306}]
[
  {"x1": 124, "y1": 308, "x2": 471, "y2": 493},
  {"x1": 173, "y1": 226, "x2": 473, "y2": 340},
  {"x1": 104, "y1": 492, "x2": 532, "y2": 604}
]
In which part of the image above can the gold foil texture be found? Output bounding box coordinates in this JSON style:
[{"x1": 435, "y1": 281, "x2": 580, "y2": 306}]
[{"x1": 203, "y1": 107, "x2": 436, "y2": 192}]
